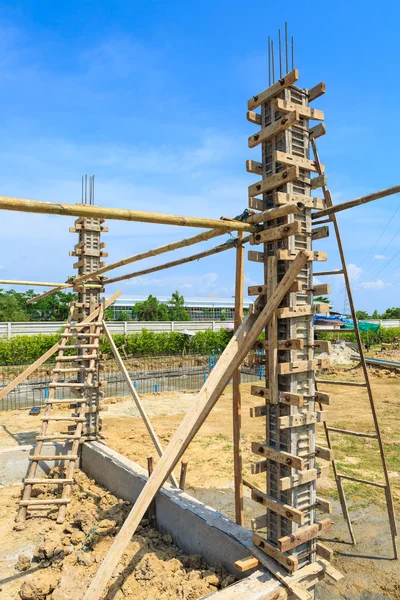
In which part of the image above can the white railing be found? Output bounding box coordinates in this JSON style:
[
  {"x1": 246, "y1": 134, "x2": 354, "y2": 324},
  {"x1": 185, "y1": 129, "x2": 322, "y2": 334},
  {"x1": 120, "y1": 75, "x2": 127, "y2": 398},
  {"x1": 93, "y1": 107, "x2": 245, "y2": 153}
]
[
  {"x1": 0, "y1": 321, "x2": 230, "y2": 338},
  {"x1": 0, "y1": 319, "x2": 398, "y2": 338}
]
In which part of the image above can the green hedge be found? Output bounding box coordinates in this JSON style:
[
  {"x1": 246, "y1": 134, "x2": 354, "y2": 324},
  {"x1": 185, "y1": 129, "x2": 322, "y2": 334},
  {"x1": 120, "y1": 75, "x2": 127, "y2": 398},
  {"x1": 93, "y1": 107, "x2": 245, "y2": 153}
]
[
  {"x1": 317, "y1": 327, "x2": 400, "y2": 345},
  {"x1": 0, "y1": 328, "x2": 236, "y2": 365}
]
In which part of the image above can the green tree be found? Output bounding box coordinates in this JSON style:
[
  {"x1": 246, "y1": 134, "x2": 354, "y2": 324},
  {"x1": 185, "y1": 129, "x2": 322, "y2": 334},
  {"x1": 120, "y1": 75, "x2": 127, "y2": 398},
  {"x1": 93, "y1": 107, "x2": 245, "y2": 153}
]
[
  {"x1": 0, "y1": 290, "x2": 30, "y2": 321},
  {"x1": 116, "y1": 310, "x2": 132, "y2": 321},
  {"x1": 24, "y1": 290, "x2": 76, "y2": 321},
  {"x1": 314, "y1": 296, "x2": 330, "y2": 304},
  {"x1": 168, "y1": 291, "x2": 190, "y2": 321},
  {"x1": 380, "y1": 307, "x2": 400, "y2": 319},
  {"x1": 372, "y1": 309, "x2": 380, "y2": 319},
  {"x1": 133, "y1": 295, "x2": 169, "y2": 321},
  {"x1": 356, "y1": 310, "x2": 370, "y2": 320}
]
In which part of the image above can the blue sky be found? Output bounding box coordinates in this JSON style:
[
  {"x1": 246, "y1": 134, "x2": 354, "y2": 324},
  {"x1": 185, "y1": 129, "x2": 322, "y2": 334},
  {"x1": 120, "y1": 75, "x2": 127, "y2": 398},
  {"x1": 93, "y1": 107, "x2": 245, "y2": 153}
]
[{"x1": 0, "y1": 0, "x2": 398, "y2": 314}]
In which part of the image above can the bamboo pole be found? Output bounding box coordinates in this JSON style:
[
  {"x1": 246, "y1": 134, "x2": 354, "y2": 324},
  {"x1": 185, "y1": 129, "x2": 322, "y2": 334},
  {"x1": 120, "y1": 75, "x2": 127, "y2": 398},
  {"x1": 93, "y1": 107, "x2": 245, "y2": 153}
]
[
  {"x1": 82, "y1": 250, "x2": 310, "y2": 600},
  {"x1": 246, "y1": 201, "x2": 304, "y2": 224},
  {"x1": 102, "y1": 319, "x2": 178, "y2": 487},
  {"x1": 0, "y1": 195, "x2": 256, "y2": 232},
  {"x1": 0, "y1": 279, "x2": 68, "y2": 287},
  {"x1": 312, "y1": 185, "x2": 400, "y2": 219},
  {"x1": 105, "y1": 235, "x2": 251, "y2": 286},
  {"x1": 233, "y1": 231, "x2": 245, "y2": 526},
  {"x1": 73, "y1": 227, "x2": 227, "y2": 285}
]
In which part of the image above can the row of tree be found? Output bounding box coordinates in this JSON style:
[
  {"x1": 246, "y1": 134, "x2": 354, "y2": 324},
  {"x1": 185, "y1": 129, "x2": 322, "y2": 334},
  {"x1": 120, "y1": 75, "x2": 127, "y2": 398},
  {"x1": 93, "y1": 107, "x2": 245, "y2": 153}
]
[
  {"x1": 356, "y1": 308, "x2": 400, "y2": 320},
  {"x1": 0, "y1": 289, "x2": 192, "y2": 322}
]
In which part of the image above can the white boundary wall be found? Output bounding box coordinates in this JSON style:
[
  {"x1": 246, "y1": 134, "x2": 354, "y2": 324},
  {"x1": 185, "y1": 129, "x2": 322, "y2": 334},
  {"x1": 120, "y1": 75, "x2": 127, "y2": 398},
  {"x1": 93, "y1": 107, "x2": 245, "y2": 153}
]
[{"x1": 0, "y1": 321, "x2": 231, "y2": 337}]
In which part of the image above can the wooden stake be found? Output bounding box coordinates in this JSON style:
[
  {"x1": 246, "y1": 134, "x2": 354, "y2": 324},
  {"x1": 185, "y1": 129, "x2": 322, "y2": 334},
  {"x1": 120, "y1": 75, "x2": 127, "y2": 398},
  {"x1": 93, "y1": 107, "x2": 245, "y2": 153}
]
[
  {"x1": 233, "y1": 231, "x2": 245, "y2": 526},
  {"x1": 147, "y1": 457, "x2": 156, "y2": 527},
  {"x1": 179, "y1": 461, "x2": 188, "y2": 491},
  {"x1": 82, "y1": 250, "x2": 309, "y2": 600},
  {"x1": 102, "y1": 320, "x2": 178, "y2": 487}
]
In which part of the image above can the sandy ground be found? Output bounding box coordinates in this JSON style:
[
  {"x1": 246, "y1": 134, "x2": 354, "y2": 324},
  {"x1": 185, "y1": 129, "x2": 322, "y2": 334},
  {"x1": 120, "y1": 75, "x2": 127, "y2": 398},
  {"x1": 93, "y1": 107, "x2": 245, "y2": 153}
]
[
  {"x1": 0, "y1": 470, "x2": 233, "y2": 600},
  {"x1": 0, "y1": 366, "x2": 399, "y2": 598}
]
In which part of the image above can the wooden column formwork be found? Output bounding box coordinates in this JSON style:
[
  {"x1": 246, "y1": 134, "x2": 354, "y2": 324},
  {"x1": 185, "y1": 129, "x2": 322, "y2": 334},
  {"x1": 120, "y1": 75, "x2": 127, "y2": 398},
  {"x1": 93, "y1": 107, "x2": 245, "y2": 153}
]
[
  {"x1": 69, "y1": 211, "x2": 108, "y2": 440},
  {"x1": 248, "y1": 75, "x2": 324, "y2": 571}
]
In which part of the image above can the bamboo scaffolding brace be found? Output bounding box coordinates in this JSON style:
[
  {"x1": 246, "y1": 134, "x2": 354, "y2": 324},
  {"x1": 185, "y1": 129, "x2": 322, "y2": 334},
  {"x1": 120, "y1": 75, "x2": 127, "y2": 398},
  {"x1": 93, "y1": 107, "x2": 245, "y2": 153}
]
[
  {"x1": 104, "y1": 235, "x2": 251, "y2": 285},
  {"x1": 0, "y1": 195, "x2": 257, "y2": 232},
  {"x1": 0, "y1": 279, "x2": 69, "y2": 287},
  {"x1": 311, "y1": 185, "x2": 400, "y2": 219}
]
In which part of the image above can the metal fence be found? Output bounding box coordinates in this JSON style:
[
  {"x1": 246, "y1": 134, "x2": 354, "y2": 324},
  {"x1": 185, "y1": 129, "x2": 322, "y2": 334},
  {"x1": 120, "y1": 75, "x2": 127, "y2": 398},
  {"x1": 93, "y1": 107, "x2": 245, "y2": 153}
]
[
  {"x1": 0, "y1": 354, "x2": 261, "y2": 411},
  {"x1": 0, "y1": 321, "x2": 232, "y2": 338}
]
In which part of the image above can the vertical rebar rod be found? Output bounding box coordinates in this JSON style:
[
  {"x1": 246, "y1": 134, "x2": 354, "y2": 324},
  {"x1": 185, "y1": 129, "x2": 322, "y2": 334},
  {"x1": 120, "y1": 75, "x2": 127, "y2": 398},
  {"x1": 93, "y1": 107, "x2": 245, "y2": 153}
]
[
  {"x1": 285, "y1": 22, "x2": 289, "y2": 73},
  {"x1": 92, "y1": 175, "x2": 95, "y2": 205},
  {"x1": 271, "y1": 41, "x2": 275, "y2": 83},
  {"x1": 278, "y1": 29, "x2": 282, "y2": 78},
  {"x1": 291, "y1": 36, "x2": 295, "y2": 70},
  {"x1": 81, "y1": 176, "x2": 84, "y2": 205},
  {"x1": 268, "y1": 36, "x2": 271, "y2": 86},
  {"x1": 85, "y1": 175, "x2": 88, "y2": 204}
]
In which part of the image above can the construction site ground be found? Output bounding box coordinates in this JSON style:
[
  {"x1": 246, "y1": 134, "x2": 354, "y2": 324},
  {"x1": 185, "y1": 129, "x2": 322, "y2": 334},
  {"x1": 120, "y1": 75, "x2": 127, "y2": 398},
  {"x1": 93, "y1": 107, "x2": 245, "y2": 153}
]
[{"x1": 0, "y1": 365, "x2": 399, "y2": 599}]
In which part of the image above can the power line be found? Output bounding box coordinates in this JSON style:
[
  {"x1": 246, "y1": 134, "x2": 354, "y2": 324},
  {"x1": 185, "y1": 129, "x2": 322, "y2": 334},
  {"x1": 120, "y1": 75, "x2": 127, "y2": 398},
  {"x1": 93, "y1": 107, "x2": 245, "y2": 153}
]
[{"x1": 359, "y1": 202, "x2": 400, "y2": 268}]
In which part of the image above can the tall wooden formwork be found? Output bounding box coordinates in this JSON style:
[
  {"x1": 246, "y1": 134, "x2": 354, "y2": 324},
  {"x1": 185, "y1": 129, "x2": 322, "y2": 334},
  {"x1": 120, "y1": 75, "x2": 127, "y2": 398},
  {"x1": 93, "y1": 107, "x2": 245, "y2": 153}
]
[{"x1": 247, "y1": 71, "x2": 329, "y2": 571}]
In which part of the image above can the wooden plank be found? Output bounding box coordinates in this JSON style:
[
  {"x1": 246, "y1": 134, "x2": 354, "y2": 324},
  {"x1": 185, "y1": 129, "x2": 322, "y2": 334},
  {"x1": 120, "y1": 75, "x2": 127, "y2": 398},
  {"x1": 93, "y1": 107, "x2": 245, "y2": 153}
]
[
  {"x1": 275, "y1": 192, "x2": 325, "y2": 210},
  {"x1": 250, "y1": 221, "x2": 301, "y2": 245},
  {"x1": 246, "y1": 159, "x2": 263, "y2": 175},
  {"x1": 233, "y1": 231, "x2": 245, "y2": 526},
  {"x1": 249, "y1": 546, "x2": 313, "y2": 600},
  {"x1": 279, "y1": 468, "x2": 319, "y2": 491},
  {"x1": 314, "y1": 340, "x2": 332, "y2": 353},
  {"x1": 316, "y1": 542, "x2": 333, "y2": 562},
  {"x1": 308, "y1": 82, "x2": 326, "y2": 103},
  {"x1": 318, "y1": 559, "x2": 344, "y2": 582},
  {"x1": 274, "y1": 150, "x2": 320, "y2": 173},
  {"x1": 278, "y1": 519, "x2": 332, "y2": 552},
  {"x1": 248, "y1": 166, "x2": 299, "y2": 196},
  {"x1": 311, "y1": 174, "x2": 328, "y2": 190},
  {"x1": 251, "y1": 489, "x2": 304, "y2": 526},
  {"x1": 312, "y1": 283, "x2": 330, "y2": 296},
  {"x1": 251, "y1": 442, "x2": 305, "y2": 471},
  {"x1": 278, "y1": 358, "x2": 330, "y2": 375},
  {"x1": 279, "y1": 392, "x2": 304, "y2": 407},
  {"x1": 29, "y1": 455, "x2": 79, "y2": 461},
  {"x1": 233, "y1": 556, "x2": 260, "y2": 573},
  {"x1": 251, "y1": 385, "x2": 271, "y2": 400},
  {"x1": 102, "y1": 321, "x2": 178, "y2": 488},
  {"x1": 276, "y1": 249, "x2": 327, "y2": 261},
  {"x1": 312, "y1": 226, "x2": 329, "y2": 240},
  {"x1": 248, "y1": 250, "x2": 264, "y2": 262},
  {"x1": 248, "y1": 69, "x2": 299, "y2": 110},
  {"x1": 82, "y1": 250, "x2": 310, "y2": 600},
  {"x1": 273, "y1": 98, "x2": 324, "y2": 121},
  {"x1": 19, "y1": 498, "x2": 70, "y2": 506},
  {"x1": 249, "y1": 197, "x2": 265, "y2": 211},
  {"x1": 248, "y1": 112, "x2": 300, "y2": 148},
  {"x1": 252, "y1": 533, "x2": 298, "y2": 572},
  {"x1": 253, "y1": 338, "x2": 304, "y2": 351},
  {"x1": 276, "y1": 305, "x2": 313, "y2": 319},
  {"x1": 250, "y1": 405, "x2": 268, "y2": 418},
  {"x1": 246, "y1": 111, "x2": 262, "y2": 125},
  {"x1": 248, "y1": 281, "x2": 302, "y2": 296},
  {"x1": 316, "y1": 497, "x2": 333, "y2": 514},
  {"x1": 314, "y1": 390, "x2": 331, "y2": 405},
  {"x1": 309, "y1": 123, "x2": 326, "y2": 140},
  {"x1": 315, "y1": 446, "x2": 334, "y2": 461},
  {"x1": 278, "y1": 411, "x2": 326, "y2": 429}
]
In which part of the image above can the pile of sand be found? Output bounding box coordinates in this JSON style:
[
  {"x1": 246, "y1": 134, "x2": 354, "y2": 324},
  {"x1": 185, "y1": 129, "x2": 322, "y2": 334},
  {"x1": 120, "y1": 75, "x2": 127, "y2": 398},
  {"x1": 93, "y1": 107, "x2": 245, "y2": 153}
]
[{"x1": 318, "y1": 340, "x2": 359, "y2": 366}]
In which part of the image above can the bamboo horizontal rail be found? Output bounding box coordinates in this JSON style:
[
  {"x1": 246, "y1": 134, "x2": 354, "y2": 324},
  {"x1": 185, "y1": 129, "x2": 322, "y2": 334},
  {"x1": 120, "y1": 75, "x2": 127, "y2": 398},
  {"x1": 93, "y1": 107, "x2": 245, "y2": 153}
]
[
  {"x1": 0, "y1": 196, "x2": 257, "y2": 232},
  {"x1": 0, "y1": 279, "x2": 69, "y2": 287},
  {"x1": 105, "y1": 235, "x2": 251, "y2": 285},
  {"x1": 246, "y1": 201, "x2": 304, "y2": 224},
  {"x1": 312, "y1": 185, "x2": 400, "y2": 219},
  {"x1": 72, "y1": 227, "x2": 227, "y2": 285}
]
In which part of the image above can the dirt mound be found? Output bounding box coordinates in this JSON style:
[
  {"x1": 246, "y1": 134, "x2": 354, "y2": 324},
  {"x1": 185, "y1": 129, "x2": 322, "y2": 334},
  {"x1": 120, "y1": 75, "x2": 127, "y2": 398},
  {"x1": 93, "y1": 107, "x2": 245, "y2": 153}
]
[{"x1": 318, "y1": 340, "x2": 359, "y2": 366}]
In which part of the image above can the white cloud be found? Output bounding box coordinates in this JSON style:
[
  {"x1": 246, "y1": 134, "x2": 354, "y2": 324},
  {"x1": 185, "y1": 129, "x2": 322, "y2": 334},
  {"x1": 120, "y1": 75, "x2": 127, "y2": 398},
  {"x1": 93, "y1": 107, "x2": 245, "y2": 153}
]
[
  {"x1": 359, "y1": 279, "x2": 385, "y2": 290},
  {"x1": 373, "y1": 254, "x2": 388, "y2": 260},
  {"x1": 347, "y1": 264, "x2": 363, "y2": 282}
]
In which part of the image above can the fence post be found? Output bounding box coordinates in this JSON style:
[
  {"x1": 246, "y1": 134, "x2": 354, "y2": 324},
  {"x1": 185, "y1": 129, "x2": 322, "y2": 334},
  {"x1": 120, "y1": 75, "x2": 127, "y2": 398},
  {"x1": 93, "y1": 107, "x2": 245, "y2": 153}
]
[
  {"x1": 124, "y1": 321, "x2": 128, "y2": 335},
  {"x1": 7, "y1": 322, "x2": 11, "y2": 339},
  {"x1": 171, "y1": 322, "x2": 175, "y2": 332},
  {"x1": 212, "y1": 321, "x2": 216, "y2": 332}
]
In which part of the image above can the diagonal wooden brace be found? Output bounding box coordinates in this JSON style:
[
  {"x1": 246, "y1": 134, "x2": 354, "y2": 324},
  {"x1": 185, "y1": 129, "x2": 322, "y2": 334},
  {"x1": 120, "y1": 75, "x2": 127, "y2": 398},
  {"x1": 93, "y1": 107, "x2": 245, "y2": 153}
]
[{"x1": 83, "y1": 250, "x2": 310, "y2": 600}]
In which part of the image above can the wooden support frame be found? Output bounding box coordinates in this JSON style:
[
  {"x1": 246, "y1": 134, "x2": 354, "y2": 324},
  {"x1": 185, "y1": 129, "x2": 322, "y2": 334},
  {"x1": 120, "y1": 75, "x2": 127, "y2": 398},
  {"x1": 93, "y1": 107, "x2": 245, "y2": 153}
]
[
  {"x1": 82, "y1": 250, "x2": 309, "y2": 600},
  {"x1": 102, "y1": 320, "x2": 178, "y2": 487}
]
